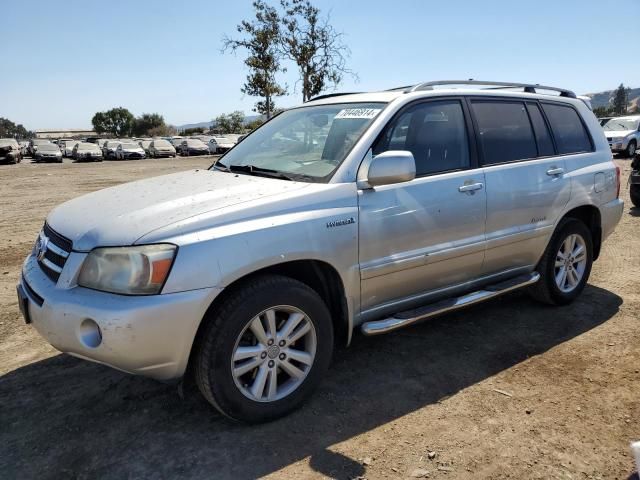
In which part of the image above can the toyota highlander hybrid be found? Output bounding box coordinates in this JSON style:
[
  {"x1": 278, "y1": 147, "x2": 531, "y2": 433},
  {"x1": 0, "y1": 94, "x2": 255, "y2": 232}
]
[{"x1": 18, "y1": 80, "x2": 623, "y2": 423}]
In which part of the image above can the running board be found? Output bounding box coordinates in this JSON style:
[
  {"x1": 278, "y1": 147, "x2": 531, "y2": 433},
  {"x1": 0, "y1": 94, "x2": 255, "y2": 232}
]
[{"x1": 361, "y1": 272, "x2": 540, "y2": 336}]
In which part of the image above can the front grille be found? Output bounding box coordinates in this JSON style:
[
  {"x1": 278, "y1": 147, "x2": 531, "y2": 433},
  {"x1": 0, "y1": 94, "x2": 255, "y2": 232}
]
[{"x1": 37, "y1": 224, "x2": 72, "y2": 282}]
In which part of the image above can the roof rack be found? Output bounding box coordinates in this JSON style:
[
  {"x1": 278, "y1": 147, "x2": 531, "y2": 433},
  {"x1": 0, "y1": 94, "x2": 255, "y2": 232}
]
[
  {"x1": 405, "y1": 80, "x2": 576, "y2": 98},
  {"x1": 306, "y1": 92, "x2": 362, "y2": 102}
]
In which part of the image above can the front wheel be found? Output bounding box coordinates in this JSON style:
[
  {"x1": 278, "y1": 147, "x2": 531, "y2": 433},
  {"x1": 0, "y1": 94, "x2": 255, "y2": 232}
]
[
  {"x1": 631, "y1": 184, "x2": 640, "y2": 208},
  {"x1": 626, "y1": 141, "x2": 637, "y2": 158},
  {"x1": 194, "y1": 275, "x2": 333, "y2": 423},
  {"x1": 529, "y1": 218, "x2": 593, "y2": 305}
]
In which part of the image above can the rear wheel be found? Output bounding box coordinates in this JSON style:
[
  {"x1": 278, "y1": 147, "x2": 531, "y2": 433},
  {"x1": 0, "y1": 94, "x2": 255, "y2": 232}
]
[
  {"x1": 626, "y1": 140, "x2": 637, "y2": 158},
  {"x1": 529, "y1": 218, "x2": 593, "y2": 305},
  {"x1": 631, "y1": 184, "x2": 640, "y2": 208},
  {"x1": 194, "y1": 275, "x2": 333, "y2": 423}
]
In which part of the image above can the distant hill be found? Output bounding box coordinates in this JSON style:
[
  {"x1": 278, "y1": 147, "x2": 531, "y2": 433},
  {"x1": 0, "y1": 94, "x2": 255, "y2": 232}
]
[
  {"x1": 177, "y1": 114, "x2": 263, "y2": 132},
  {"x1": 584, "y1": 87, "x2": 640, "y2": 112}
]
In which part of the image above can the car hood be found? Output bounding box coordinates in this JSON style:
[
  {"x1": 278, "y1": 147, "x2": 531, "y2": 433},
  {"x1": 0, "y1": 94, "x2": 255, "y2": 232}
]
[
  {"x1": 46, "y1": 169, "x2": 309, "y2": 251},
  {"x1": 123, "y1": 148, "x2": 144, "y2": 153},
  {"x1": 605, "y1": 130, "x2": 634, "y2": 138}
]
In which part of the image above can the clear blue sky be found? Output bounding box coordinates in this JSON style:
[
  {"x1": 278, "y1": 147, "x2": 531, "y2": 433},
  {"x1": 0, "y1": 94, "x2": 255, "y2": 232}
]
[{"x1": 2, "y1": 0, "x2": 638, "y2": 130}]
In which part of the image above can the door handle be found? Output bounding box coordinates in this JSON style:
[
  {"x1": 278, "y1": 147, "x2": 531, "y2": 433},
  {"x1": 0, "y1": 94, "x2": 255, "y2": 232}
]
[
  {"x1": 458, "y1": 182, "x2": 484, "y2": 193},
  {"x1": 546, "y1": 167, "x2": 564, "y2": 176}
]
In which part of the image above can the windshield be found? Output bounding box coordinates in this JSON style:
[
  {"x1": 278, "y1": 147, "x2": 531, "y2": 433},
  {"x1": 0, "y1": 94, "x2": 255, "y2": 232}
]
[
  {"x1": 153, "y1": 140, "x2": 171, "y2": 147},
  {"x1": 78, "y1": 143, "x2": 98, "y2": 150},
  {"x1": 39, "y1": 144, "x2": 59, "y2": 152},
  {"x1": 214, "y1": 102, "x2": 385, "y2": 181},
  {"x1": 0, "y1": 139, "x2": 18, "y2": 147},
  {"x1": 186, "y1": 139, "x2": 205, "y2": 146},
  {"x1": 604, "y1": 118, "x2": 640, "y2": 131},
  {"x1": 32, "y1": 139, "x2": 51, "y2": 145},
  {"x1": 121, "y1": 143, "x2": 138, "y2": 149}
]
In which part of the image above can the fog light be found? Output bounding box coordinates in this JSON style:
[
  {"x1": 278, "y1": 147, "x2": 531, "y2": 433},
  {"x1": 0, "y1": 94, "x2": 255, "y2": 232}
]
[{"x1": 79, "y1": 318, "x2": 102, "y2": 348}]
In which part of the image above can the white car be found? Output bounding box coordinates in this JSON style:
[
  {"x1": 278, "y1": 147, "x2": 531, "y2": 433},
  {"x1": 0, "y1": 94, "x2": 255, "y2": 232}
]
[
  {"x1": 60, "y1": 140, "x2": 79, "y2": 158},
  {"x1": 208, "y1": 136, "x2": 236, "y2": 154},
  {"x1": 115, "y1": 142, "x2": 146, "y2": 160},
  {"x1": 602, "y1": 115, "x2": 640, "y2": 157}
]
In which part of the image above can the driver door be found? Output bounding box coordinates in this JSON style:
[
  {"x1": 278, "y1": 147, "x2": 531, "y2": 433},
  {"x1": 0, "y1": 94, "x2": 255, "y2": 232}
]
[{"x1": 358, "y1": 98, "x2": 487, "y2": 314}]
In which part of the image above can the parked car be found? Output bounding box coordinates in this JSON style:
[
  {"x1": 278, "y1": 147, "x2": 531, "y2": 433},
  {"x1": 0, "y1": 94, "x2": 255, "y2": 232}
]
[
  {"x1": 19, "y1": 141, "x2": 29, "y2": 156},
  {"x1": 148, "y1": 139, "x2": 176, "y2": 158},
  {"x1": 139, "y1": 140, "x2": 152, "y2": 155},
  {"x1": 598, "y1": 116, "x2": 614, "y2": 127},
  {"x1": 17, "y1": 80, "x2": 623, "y2": 423},
  {"x1": 115, "y1": 142, "x2": 145, "y2": 160},
  {"x1": 33, "y1": 143, "x2": 62, "y2": 163},
  {"x1": 630, "y1": 149, "x2": 640, "y2": 207},
  {"x1": 28, "y1": 138, "x2": 52, "y2": 157},
  {"x1": 602, "y1": 115, "x2": 640, "y2": 157},
  {"x1": 102, "y1": 140, "x2": 122, "y2": 159},
  {"x1": 0, "y1": 138, "x2": 22, "y2": 164},
  {"x1": 72, "y1": 142, "x2": 103, "y2": 162},
  {"x1": 179, "y1": 139, "x2": 209, "y2": 156},
  {"x1": 60, "y1": 139, "x2": 79, "y2": 158},
  {"x1": 207, "y1": 136, "x2": 235, "y2": 154},
  {"x1": 170, "y1": 137, "x2": 184, "y2": 150}
]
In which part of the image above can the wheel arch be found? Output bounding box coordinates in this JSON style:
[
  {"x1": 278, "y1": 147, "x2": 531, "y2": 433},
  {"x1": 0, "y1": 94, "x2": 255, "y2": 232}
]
[
  {"x1": 186, "y1": 259, "x2": 350, "y2": 377},
  {"x1": 560, "y1": 205, "x2": 602, "y2": 260}
]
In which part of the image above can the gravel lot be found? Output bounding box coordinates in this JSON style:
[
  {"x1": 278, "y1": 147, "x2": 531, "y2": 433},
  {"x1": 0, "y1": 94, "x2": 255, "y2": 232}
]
[{"x1": 0, "y1": 156, "x2": 638, "y2": 479}]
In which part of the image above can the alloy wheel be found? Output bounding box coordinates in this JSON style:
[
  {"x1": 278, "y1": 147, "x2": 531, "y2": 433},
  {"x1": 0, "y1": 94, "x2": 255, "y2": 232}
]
[
  {"x1": 231, "y1": 305, "x2": 317, "y2": 402},
  {"x1": 554, "y1": 233, "x2": 587, "y2": 292}
]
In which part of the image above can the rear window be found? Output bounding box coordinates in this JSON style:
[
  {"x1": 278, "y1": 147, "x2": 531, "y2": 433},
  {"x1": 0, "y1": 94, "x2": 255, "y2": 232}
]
[
  {"x1": 541, "y1": 103, "x2": 592, "y2": 155},
  {"x1": 471, "y1": 101, "x2": 537, "y2": 164}
]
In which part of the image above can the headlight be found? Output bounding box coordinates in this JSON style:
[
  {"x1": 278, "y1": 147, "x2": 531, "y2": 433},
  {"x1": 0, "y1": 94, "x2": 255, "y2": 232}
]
[{"x1": 78, "y1": 244, "x2": 177, "y2": 295}]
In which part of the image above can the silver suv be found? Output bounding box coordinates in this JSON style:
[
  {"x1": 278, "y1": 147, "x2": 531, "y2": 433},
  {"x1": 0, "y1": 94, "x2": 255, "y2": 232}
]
[{"x1": 17, "y1": 81, "x2": 623, "y2": 422}]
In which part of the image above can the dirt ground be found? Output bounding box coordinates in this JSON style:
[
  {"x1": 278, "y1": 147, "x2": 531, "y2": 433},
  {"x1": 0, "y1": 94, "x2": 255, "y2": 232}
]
[{"x1": 0, "y1": 155, "x2": 638, "y2": 480}]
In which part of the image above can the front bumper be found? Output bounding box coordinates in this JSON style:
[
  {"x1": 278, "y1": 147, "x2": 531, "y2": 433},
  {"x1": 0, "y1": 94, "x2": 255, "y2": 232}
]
[
  {"x1": 19, "y1": 253, "x2": 221, "y2": 380},
  {"x1": 608, "y1": 138, "x2": 628, "y2": 152},
  {"x1": 122, "y1": 152, "x2": 145, "y2": 159}
]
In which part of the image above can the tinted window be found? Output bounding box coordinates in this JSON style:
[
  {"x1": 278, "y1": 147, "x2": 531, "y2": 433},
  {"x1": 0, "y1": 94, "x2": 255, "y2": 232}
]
[
  {"x1": 374, "y1": 100, "x2": 470, "y2": 176},
  {"x1": 472, "y1": 101, "x2": 537, "y2": 164},
  {"x1": 526, "y1": 102, "x2": 555, "y2": 156},
  {"x1": 541, "y1": 103, "x2": 592, "y2": 154}
]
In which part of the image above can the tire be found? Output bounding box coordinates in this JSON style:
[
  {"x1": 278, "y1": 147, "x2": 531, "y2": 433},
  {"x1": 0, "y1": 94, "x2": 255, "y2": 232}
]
[
  {"x1": 631, "y1": 184, "x2": 640, "y2": 208},
  {"x1": 529, "y1": 218, "x2": 593, "y2": 305},
  {"x1": 194, "y1": 274, "x2": 333, "y2": 423},
  {"x1": 626, "y1": 140, "x2": 637, "y2": 158}
]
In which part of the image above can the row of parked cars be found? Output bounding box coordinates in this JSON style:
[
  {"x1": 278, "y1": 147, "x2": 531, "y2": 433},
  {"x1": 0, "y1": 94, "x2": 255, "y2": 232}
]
[{"x1": 0, "y1": 133, "x2": 245, "y2": 164}]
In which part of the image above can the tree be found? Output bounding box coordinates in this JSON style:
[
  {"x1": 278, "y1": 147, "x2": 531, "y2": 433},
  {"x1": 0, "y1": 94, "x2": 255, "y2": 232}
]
[
  {"x1": 182, "y1": 127, "x2": 205, "y2": 136},
  {"x1": 91, "y1": 107, "x2": 135, "y2": 137},
  {"x1": 280, "y1": 0, "x2": 355, "y2": 102},
  {"x1": 245, "y1": 117, "x2": 265, "y2": 131},
  {"x1": 612, "y1": 83, "x2": 629, "y2": 115},
  {"x1": 133, "y1": 113, "x2": 166, "y2": 136},
  {"x1": 0, "y1": 118, "x2": 33, "y2": 139},
  {"x1": 592, "y1": 106, "x2": 612, "y2": 118},
  {"x1": 215, "y1": 111, "x2": 245, "y2": 134},
  {"x1": 223, "y1": 0, "x2": 287, "y2": 118},
  {"x1": 147, "y1": 125, "x2": 177, "y2": 137}
]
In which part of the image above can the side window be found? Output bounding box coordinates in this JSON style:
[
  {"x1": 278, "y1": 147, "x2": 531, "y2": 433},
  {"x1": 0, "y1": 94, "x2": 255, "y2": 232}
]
[
  {"x1": 471, "y1": 100, "x2": 537, "y2": 164},
  {"x1": 541, "y1": 103, "x2": 592, "y2": 155},
  {"x1": 526, "y1": 102, "x2": 555, "y2": 157},
  {"x1": 374, "y1": 100, "x2": 470, "y2": 176}
]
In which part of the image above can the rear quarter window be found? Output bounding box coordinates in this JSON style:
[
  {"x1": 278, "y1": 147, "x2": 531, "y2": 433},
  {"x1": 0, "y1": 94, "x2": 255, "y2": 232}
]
[{"x1": 541, "y1": 103, "x2": 592, "y2": 155}]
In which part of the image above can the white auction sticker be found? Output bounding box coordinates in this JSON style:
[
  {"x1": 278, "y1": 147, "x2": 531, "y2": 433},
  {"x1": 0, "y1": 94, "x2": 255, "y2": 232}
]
[{"x1": 335, "y1": 108, "x2": 381, "y2": 119}]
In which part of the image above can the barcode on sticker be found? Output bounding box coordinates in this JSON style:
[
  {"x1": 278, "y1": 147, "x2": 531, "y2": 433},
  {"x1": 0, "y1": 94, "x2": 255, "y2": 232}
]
[{"x1": 335, "y1": 108, "x2": 381, "y2": 119}]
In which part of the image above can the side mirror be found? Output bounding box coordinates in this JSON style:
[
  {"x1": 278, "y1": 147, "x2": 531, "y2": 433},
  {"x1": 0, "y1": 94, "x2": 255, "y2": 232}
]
[{"x1": 357, "y1": 150, "x2": 416, "y2": 188}]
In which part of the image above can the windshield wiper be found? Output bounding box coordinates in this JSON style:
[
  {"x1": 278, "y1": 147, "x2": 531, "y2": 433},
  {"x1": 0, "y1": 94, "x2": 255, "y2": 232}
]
[{"x1": 228, "y1": 164, "x2": 296, "y2": 181}]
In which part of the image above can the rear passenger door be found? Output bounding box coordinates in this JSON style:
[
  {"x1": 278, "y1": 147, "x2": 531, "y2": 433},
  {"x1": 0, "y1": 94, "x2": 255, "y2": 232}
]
[{"x1": 469, "y1": 98, "x2": 572, "y2": 275}]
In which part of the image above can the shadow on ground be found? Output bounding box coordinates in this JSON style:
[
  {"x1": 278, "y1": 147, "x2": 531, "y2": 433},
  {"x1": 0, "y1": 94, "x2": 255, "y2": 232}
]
[{"x1": 0, "y1": 285, "x2": 621, "y2": 479}]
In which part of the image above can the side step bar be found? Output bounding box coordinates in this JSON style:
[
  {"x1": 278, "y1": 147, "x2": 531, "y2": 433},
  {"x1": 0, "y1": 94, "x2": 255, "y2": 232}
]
[{"x1": 361, "y1": 272, "x2": 540, "y2": 336}]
